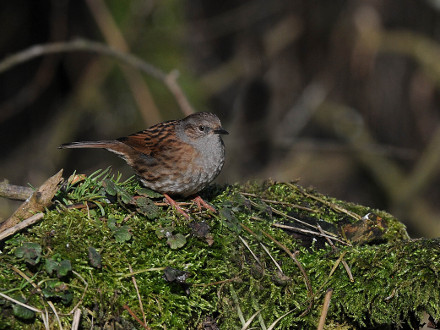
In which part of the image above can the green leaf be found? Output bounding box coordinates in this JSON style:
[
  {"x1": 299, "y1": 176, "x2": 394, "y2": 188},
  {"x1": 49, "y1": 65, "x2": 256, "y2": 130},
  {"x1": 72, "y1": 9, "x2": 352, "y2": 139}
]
[
  {"x1": 88, "y1": 246, "x2": 102, "y2": 268},
  {"x1": 167, "y1": 233, "x2": 186, "y2": 249},
  {"x1": 219, "y1": 207, "x2": 241, "y2": 233},
  {"x1": 120, "y1": 190, "x2": 133, "y2": 204},
  {"x1": 42, "y1": 280, "x2": 73, "y2": 305},
  {"x1": 136, "y1": 197, "x2": 160, "y2": 219},
  {"x1": 12, "y1": 296, "x2": 35, "y2": 320},
  {"x1": 15, "y1": 242, "x2": 42, "y2": 265},
  {"x1": 103, "y1": 179, "x2": 118, "y2": 196},
  {"x1": 45, "y1": 258, "x2": 58, "y2": 276},
  {"x1": 114, "y1": 226, "x2": 132, "y2": 243},
  {"x1": 107, "y1": 216, "x2": 117, "y2": 231},
  {"x1": 57, "y1": 260, "x2": 72, "y2": 277},
  {"x1": 45, "y1": 258, "x2": 72, "y2": 278}
]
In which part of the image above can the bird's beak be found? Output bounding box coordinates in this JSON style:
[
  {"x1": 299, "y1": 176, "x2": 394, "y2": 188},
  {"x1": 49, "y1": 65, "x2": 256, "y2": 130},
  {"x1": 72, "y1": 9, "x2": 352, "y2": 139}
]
[{"x1": 214, "y1": 127, "x2": 229, "y2": 135}]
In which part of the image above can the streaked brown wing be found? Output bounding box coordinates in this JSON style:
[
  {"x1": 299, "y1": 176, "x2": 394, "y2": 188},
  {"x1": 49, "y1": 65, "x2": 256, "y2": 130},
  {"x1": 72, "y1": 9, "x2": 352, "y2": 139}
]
[{"x1": 117, "y1": 120, "x2": 178, "y2": 156}]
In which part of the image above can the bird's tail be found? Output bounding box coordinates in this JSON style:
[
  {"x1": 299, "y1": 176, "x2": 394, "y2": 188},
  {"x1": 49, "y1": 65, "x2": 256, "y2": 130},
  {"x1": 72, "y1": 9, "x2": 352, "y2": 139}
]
[{"x1": 58, "y1": 140, "x2": 118, "y2": 149}]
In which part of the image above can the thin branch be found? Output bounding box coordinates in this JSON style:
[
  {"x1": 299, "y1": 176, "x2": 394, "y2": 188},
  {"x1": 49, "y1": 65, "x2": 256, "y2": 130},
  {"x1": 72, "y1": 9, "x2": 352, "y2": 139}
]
[
  {"x1": 0, "y1": 213, "x2": 44, "y2": 241},
  {"x1": 289, "y1": 184, "x2": 361, "y2": 220},
  {"x1": 123, "y1": 304, "x2": 150, "y2": 330},
  {"x1": 272, "y1": 222, "x2": 349, "y2": 246},
  {"x1": 0, "y1": 39, "x2": 194, "y2": 116},
  {"x1": 0, "y1": 181, "x2": 33, "y2": 200}
]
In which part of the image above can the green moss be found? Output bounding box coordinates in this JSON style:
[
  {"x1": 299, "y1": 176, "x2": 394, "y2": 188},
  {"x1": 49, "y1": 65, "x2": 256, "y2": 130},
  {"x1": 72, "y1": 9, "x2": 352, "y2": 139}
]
[{"x1": 1, "y1": 171, "x2": 438, "y2": 329}]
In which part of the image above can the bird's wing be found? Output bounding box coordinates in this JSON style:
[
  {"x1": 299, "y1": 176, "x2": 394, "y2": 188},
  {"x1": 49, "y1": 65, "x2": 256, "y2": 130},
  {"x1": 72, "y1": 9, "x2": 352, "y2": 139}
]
[{"x1": 117, "y1": 120, "x2": 178, "y2": 157}]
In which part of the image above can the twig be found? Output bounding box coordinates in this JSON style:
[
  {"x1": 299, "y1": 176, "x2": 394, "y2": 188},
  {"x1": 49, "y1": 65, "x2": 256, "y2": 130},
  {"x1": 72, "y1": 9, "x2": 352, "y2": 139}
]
[
  {"x1": 289, "y1": 183, "x2": 361, "y2": 220},
  {"x1": 123, "y1": 304, "x2": 150, "y2": 330},
  {"x1": 128, "y1": 264, "x2": 147, "y2": 327},
  {"x1": 317, "y1": 288, "x2": 333, "y2": 330},
  {"x1": 0, "y1": 213, "x2": 44, "y2": 241},
  {"x1": 0, "y1": 181, "x2": 33, "y2": 200},
  {"x1": 0, "y1": 170, "x2": 62, "y2": 232},
  {"x1": 0, "y1": 39, "x2": 194, "y2": 116},
  {"x1": 272, "y1": 222, "x2": 349, "y2": 246}
]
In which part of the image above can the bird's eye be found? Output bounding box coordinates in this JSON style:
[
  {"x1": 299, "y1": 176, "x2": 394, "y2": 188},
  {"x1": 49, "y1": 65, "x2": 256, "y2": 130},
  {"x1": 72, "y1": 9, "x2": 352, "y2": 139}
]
[{"x1": 198, "y1": 125, "x2": 205, "y2": 131}]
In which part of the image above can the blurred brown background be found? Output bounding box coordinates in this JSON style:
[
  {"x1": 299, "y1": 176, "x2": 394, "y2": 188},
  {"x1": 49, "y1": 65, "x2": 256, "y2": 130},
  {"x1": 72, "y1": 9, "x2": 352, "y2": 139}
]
[{"x1": 1, "y1": 0, "x2": 440, "y2": 237}]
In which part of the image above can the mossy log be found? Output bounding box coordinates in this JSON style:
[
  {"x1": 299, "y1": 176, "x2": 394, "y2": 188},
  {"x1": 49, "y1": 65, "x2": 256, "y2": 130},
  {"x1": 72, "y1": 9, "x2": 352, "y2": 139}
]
[{"x1": 0, "y1": 169, "x2": 439, "y2": 329}]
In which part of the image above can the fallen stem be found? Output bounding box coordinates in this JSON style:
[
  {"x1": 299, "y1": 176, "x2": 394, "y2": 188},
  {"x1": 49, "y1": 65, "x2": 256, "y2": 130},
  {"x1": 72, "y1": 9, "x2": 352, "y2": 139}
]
[{"x1": 0, "y1": 213, "x2": 44, "y2": 241}]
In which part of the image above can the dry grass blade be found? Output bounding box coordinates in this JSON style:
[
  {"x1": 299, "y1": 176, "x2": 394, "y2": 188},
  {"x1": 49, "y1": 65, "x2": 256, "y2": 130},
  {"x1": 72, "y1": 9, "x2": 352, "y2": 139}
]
[
  {"x1": 239, "y1": 235, "x2": 262, "y2": 266},
  {"x1": 260, "y1": 242, "x2": 283, "y2": 273},
  {"x1": 69, "y1": 271, "x2": 89, "y2": 315},
  {"x1": 267, "y1": 309, "x2": 294, "y2": 330},
  {"x1": 241, "y1": 310, "x2": 262, "y2": 330},
  {"x1": 317, "y1": 288, "x2": 333, "y2": 330},
  {"x1": 0, "y1": 292, "x2": 42, "y2": 313},
  {"x1": 128, "y1": 264, "x2": 147, "y2": 328},
  {"x1": 47, "y1": 300, "x2": 63, "y2": 330},
  {"x1": 71, "y1": 308, "x2": 81, "y2": 330},
  {"x1": 317, "y1": 224, "x2": 354, "y2": 282}
]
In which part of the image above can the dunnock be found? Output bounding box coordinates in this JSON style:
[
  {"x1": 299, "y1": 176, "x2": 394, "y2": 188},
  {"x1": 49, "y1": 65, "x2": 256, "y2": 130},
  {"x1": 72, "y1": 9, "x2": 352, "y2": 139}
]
[{"x1": 59, "y1": 112, "x2": 228, "y2": 217}]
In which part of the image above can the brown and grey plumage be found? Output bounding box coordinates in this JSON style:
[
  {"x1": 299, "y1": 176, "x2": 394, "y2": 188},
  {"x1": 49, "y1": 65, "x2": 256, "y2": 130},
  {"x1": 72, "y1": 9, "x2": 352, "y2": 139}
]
[{"x1": 59, "y1": 112, "x2": 228, "y2": 198}]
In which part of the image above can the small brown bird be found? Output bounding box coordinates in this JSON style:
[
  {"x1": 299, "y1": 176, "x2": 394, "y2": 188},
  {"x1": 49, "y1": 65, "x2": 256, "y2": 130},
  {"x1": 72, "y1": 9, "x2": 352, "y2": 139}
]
[{"x1": 59, "y1": 112, "x2": 228, "y2": 217}]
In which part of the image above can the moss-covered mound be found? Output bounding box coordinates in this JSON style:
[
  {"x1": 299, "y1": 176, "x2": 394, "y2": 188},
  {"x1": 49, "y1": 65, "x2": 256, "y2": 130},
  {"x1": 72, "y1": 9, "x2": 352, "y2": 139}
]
[{"x1": 0, "y1": 169, "x2": 439, "y2": 329}]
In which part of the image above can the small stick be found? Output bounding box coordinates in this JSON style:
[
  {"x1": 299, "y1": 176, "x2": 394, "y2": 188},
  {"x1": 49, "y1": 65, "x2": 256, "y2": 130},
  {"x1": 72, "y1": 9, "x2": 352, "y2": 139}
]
[
  {"x1": 317, "y1": 288, "x2": 333, "y2": 330},
  {"x1": 0, "y1": 181, "x2": 33, "y2": 200},
  {"x1": 0, "y1": 213, "x2": 44, "y2": 241},
  {"x1": 289, "y1": 184, "x2": 361, "y2": 220},
  {"x1": 272, "y1": 222, "x2": 349, "y2": 245},
  {"x1": 123, "y1": 304, "x2": 150, "y2": 330}
]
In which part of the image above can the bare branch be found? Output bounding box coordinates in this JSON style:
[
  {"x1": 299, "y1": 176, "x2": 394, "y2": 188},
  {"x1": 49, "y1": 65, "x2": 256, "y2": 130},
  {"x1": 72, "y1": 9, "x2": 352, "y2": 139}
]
[{"x1": 0, "y1": 39, "x2": 194, "y2": 116}]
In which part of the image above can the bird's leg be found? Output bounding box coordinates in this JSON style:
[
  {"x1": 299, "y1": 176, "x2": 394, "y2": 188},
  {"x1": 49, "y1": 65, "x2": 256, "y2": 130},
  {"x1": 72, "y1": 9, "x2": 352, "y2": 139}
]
[
  {"x1": 193, "y1": 196, "x2": 216, "y2": 213},
  {"x1": 164, "y1": 194, "x2": 190, "y2": 219}
]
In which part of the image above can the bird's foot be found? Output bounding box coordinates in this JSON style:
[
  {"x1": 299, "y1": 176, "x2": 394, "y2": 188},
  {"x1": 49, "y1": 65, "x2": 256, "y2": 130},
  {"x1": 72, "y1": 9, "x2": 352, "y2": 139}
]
[
  {"x1": 192, "y1": 196, "x2": 216, "y2": 213},
  {"x1": 164, "y1": 194, "x2": 190, "y2": 219}
]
